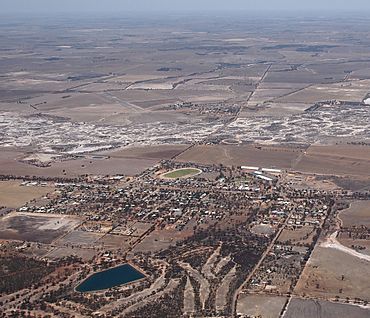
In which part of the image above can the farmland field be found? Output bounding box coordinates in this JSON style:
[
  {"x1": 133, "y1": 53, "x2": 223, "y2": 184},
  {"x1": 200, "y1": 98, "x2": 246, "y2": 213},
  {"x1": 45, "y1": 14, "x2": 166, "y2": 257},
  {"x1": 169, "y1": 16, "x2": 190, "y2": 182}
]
[
  {"x1": 0, "y1": 10, "x2": 370, "y2": 318},
  {"x1": 0, "y1": 181, "x2": 54, "y2": 208}
]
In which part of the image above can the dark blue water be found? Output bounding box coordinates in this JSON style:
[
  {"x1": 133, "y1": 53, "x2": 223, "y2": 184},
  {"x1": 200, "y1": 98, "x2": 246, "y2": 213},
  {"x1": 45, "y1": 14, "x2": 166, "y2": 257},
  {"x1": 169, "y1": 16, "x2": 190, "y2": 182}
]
[{"x1": 76, "y1": 264, "x2": 145, "y2": 292}]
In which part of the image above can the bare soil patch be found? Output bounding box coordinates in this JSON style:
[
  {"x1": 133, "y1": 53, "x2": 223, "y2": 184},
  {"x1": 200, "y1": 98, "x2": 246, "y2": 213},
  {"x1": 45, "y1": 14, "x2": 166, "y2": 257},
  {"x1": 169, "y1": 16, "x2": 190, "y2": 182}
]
[
  {"x1": 55, "y1": 230, "x2": 104, "y2": 247},
  {"x1": 99, "y1": 144, "x2": 188, "y2": 160},
  {"x1": 98, "y1": 234, "x2": 134, "y2": 250},
  {"x1": 338, "y1": 201, "x2": 370, "y2": 227},
  {"x1": 177, "y1": 144, "x2": 301, "y2": 169},
  {"x1": 133, "y1": 227, "x2": 193, "y2": 254},
  {"x1": 0, "y1": 151, "x2": 158, "y2": 177},
  {"x1": 296, "y1": 145, "x2": 370, "y2": 177},
  {"x1": 45, "y1": 246, "x2": 97, "y2": 261},
  {"x1": 295, "y1": 245, "x2": 370, "y2": 301},
  {"x1": 237, "y1": 294, "x2": 287, "y2": 318},
  {"x1": 285, "y1": 298, "x2": 370, "y2": 318},
  {"x1": 277, "y1": 226, "x2": 316, "y2": 245},
  {"x1": 0, "y1": 212, "x2": 81, "y2": 244},
  {"x1": 0, "y1": 181, "x2": 54, "y2": 208}
]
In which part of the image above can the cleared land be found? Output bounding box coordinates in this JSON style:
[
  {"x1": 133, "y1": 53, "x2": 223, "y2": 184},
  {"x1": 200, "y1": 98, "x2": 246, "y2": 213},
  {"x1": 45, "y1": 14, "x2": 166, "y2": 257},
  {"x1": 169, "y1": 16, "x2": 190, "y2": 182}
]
[
  {"x1": 133, "y1": 227, "x2": 193, "y2": 253},
  {"x1": 55, "y1": 231, "x2": 105, "y2": 248},
  {"x1": 277, "y1": 226, "x2": 316, "y2": 245},
  {"x1": 177, "y1": 144, "x2": 370, "y2": 178},
  {"x1": 295, "y1": 145, "x2": 370, "y2": 177},
  {"x1": 295, "y1": 245, "x2": 370, "y2": 302},
  {"x1": 284, "y1": 298, "x2": 370, "y2": 318},
  {"x1": 96, "y1": 144, "x2": 189, "y2": 160},
  {"x1": 0, "y1": 150, "x2": 158, "y2": 177},
  {"x1": 0, "y1": 181, "x2": 54, "y2": 208},
  {"x1": 177, "y1": 144, "x2": 301, "y2": 169},
  {"x1": 0, "y1": 212, "x2": 81, "y2": 244},
  {"x1": 237, "y1": 294, "x2": 287, "y2": 318},
  {"x1": 338, "y1": 200, "x2": 370, "y2": 227},
  {"x1": 97, "y1": 234, "x2": 134, "y2": 250},
  {"x1": 45, "y1": 246, "x2": 97, "y2": 261}
]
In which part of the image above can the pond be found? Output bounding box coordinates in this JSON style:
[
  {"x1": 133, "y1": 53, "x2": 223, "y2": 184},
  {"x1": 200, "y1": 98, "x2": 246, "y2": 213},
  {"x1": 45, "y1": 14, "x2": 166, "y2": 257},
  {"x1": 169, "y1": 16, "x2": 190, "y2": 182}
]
[{"x1": 76, "y1": 264, "x2": 145, "y2": 292}]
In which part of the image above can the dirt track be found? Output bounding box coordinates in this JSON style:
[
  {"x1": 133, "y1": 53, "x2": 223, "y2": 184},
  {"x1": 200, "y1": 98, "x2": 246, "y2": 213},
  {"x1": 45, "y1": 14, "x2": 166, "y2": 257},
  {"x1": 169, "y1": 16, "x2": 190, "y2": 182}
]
[{"x1": 321, "y1": 231, "x2": 370, "y2": 262}]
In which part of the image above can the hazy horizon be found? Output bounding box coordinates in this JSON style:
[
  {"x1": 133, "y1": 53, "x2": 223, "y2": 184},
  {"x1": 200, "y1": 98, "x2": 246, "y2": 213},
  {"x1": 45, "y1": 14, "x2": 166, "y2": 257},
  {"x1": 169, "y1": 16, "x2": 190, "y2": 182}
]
[{"x1": 3, "y1": 0, "x2": 370, "y2": 14}]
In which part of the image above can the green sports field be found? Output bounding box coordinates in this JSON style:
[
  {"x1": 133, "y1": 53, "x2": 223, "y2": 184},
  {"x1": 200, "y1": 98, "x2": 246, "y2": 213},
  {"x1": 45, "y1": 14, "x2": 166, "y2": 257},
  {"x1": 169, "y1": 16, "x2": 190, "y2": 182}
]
[{"x1": 162, "y1": 168, "x2": 202, "y2": 179}]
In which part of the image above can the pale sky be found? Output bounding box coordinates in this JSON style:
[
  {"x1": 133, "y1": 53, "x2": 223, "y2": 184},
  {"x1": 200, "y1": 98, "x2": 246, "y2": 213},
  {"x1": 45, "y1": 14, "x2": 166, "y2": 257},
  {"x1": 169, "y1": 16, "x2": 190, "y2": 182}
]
[{"x1": 3, "y1": 0, "x2": 370, "y2": 13}]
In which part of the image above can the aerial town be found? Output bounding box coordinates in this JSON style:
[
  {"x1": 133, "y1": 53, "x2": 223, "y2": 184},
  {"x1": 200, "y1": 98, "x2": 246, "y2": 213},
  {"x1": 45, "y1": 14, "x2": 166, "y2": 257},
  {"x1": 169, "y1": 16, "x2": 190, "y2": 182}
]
[{"x1": 0, "y1": 5, "x2": 370, "y2": 318}]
